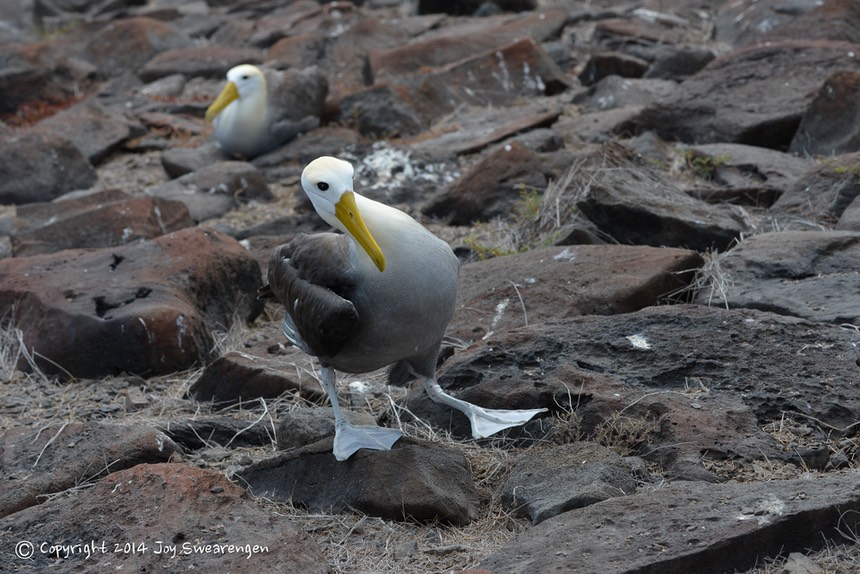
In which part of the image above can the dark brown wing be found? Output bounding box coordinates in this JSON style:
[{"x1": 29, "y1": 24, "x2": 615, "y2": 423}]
[{"x1": 263, "y1": 233, "x2": 360, "y2": 358}]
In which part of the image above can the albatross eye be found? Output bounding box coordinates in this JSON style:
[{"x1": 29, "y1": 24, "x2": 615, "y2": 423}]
[{"x1": 317, "y1": 182, "x2": 329, "y2": 191}]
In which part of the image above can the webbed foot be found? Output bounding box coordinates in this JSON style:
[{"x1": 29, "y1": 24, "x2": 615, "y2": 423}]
[
  {"x1": 422, "y1": 377, "x2": 546, "y2": 439},
  {"x1": 332, "y1": 420, "x2": 403, "y2": 461},
  {"x1": 460, "y1": 404, "x2": 548, "y2": 439}
]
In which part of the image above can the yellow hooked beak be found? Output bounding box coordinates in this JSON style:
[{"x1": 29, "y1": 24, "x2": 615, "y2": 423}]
[
  {"x1": 205, "y1": 81, "x2": 239, "y2": 123},
  {"x1": 335, "y1": 192, "x2": 386, "y2": 272}
]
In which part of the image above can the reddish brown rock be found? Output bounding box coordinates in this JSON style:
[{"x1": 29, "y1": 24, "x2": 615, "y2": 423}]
[
  {"x1": 11, "y1": 190, "x2": 194, "y2": 257},
  {"x1": 368, "y1": 7, "x2": 568, "y2": 79},
  {"x1": 64, "y1": 16, "x2": 192, "y2": 78},
  {"x1": 452, "y1": 244, "x2": 702, "y2": 341},
  {"x1": 0, "y1": 423, "x2": 180, "y2": 518},
  {"x1": 0, "y1": 41, "x2": 93, "y2": 115},
  {"x1": 316, "y1": 16, "x2": 413, "y2": 102},
  {"x1": 0, "y1": 227, "x2": 263, "y2": 378},
  {"x1": 410, "y1": 38, "x2": 569, "y2": 122},
  {"x1": 0, "y1": 463, "x2": 330, "y2": 573}
]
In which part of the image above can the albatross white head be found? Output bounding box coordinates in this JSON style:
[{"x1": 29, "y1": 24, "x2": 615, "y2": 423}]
[
  {"x1": 205, "y1": 64, "x2": 267, "y2": 124},
  {"x1": 301, "y1": 157, "x2": 386, "y2": 273}
]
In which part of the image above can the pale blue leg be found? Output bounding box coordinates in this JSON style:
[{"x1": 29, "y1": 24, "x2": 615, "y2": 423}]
[
  {"x1": 423, "y1": 376, "x2": 547, "y2": 439},
  {"x1": 321, "y1": 367, "x2": 403, "y2": 461}
]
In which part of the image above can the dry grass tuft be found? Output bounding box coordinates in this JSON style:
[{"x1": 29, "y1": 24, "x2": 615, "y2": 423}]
[
  {"x1": 593, "y1": 411, "x2": 665, "y2": 457},
  {"x1": 694, "y1": 247, "x2": 734, "y2": 308}
]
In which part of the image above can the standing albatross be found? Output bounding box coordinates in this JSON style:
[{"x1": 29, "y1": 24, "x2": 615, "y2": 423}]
[
  {"x1": 206, "y1": 64, "x2": 317, "y2": 159},
  {"x1": 260, "y1": 156, "x2": 546, "y2": 461}
]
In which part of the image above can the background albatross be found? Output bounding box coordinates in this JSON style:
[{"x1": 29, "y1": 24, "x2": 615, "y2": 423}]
[
  {"x1": 206, "y1": 64, "x2": 317, "y2": 159},
  {"x1": 260, "y1": 156, "x2": 546, "y2": 460}
]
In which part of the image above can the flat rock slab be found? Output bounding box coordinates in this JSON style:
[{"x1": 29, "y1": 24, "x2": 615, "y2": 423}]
[
  {"x1": 636, "y1": 40, "x2": 860, "y2": 148},
  {"x1": 0, "y1": 463, "x2": 330, "y2": 573},
  {"x1": 138, "y1": 45, "x2": 262, "y2": 81},
  {"x1": 239, "y1": 438, "x2": 480, "y2": 525},
  {"x1": 407, "y1": 103, "x2": 560, "y2": 159},
  {"x1": 575, "y1": 76, "x2": 679, "y2": 112},
  {"x1": 427, "y1": 305, "x2": 859, "y2": 470},
  {"x1": 147, "y1": 161, "x2": 272, "y2": 222},
  {"x1": 368, "y1": 7, "x2": 567, "y2": 79},
  {"x1": 681, "y1": 143, "x2": 813, "y2": 206},
  {"x1": 408, "y1": 38, "x2": 569, "y2": 122},
  {"x1": 0, "y1": 423, "x2": 180, "y2": 518},
  {"x1": 11, "y1": 190, "x2": 194, "y2": 257},
  {"x1": 481, "y1": 472, "x2": 860, "y2": 574},
  {"x1": 575, "y1": 145, "x2": 749, "y2": 251},
  {"x1": 769, "y1": 152, "x2": 860, "y2": 225},
  {"x1": 32, "y1": 98, "x2": 135, "y2": 164},
  {"x1": 451, "y1": 244, "x2": 702, "y2": 341},
  {"x1": 695, "y1": 230, "x2": 860, "y2": 324},
  {"x1": 188, "y1": 348, "x2": 325, "y2": 406},
  {"x1": 501, "y1": 442, "x2": 640, "y2": 524}
]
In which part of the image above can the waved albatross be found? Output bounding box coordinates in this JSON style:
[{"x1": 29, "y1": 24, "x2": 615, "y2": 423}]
[
  {"x1": 206, "y1": 64, "x2": 316, "y2": 159},
  {"x1": 260, "y1": 156, "x2": 546, "y2": 461}
]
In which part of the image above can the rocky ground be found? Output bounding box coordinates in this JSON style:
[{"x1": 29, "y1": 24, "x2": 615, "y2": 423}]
[{"x1": 2, "y1": 0, "x2": 860, "y2": 573}]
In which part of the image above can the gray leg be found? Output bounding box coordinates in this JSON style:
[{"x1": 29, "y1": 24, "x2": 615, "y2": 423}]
[
  {"x1": 321, "y1": 367, "x2": 403, "y2": 461},
  {"x1": 422, "y1": 375, "x2": 546, "y2": 439}
]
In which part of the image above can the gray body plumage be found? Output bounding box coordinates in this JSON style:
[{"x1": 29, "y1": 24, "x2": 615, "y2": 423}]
[{"x1": 267, "y1": 196, "x2": 459, "y2": 378}]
